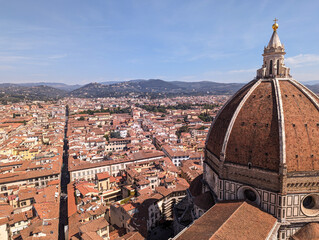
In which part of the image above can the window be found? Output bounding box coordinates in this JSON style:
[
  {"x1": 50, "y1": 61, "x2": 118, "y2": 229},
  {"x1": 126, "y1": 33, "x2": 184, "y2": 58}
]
[
  {"x1": 303, "y1": 196, "x2": 315, "y2": 209},
  {"x1": 244, "y1": 189, "x2": 257, "y2": 202},
  {"x1": 277, "y1": 59, "x2": 280, "y2": 75},
  {"x1": 269, "y1": 60, "x2": 273, "y2": 75},
  {"x1": 281, "y1": 232, "x2": 285, "y2": 239}
]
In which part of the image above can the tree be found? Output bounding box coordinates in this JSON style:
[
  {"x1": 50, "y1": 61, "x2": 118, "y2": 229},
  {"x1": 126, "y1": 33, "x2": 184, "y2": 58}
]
[
  {"x1": 78, "y1": 116, "x2": 85, "y2": 121},
  {"x1": 104, "y1": 134, "x2": 109, "y2": 141},
  {"x1": 198, "y1": 113, "x2": 213, "y2": 122},
  {"x1": 110, "y1": 131, "x2": 121, "y2": 139},
  {"x1": 176, "y1": 125, "x2": 189, "y2": 139}
]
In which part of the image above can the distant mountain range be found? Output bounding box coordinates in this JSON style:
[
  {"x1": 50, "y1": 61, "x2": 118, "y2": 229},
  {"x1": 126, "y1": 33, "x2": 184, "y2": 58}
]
[
  {"x1": 68, "y1": 79, "x2": 245, "y2": 98},
  {"x1": 0, "y1": 79, "x2": 318, "y2": 102}
]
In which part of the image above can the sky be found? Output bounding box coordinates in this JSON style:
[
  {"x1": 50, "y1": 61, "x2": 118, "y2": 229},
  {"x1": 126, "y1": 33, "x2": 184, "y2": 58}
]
[{"x1": 0, "y1": 0, "x2": 319, "y2": 84}]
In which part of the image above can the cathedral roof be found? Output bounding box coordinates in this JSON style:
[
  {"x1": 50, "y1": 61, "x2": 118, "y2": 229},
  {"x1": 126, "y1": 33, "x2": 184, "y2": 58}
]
[
  {"x1": 206, "y1": 21, "x2": 319, "y2": 174},
  {"x1": 206, "y1": 78, "x2": 319, "y2": 173},
  {"x1": 174, "y1": 201, "x2": 276, "y2": 240},
  {"x1": 291, "y1": 223, "x2": 319, "y2": 240}
]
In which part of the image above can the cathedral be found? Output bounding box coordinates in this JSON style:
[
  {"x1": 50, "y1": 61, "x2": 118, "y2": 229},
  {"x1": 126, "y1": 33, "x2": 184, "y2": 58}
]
[{"x1": 173, "y1": 21, "x2": 319, "y2": 240}]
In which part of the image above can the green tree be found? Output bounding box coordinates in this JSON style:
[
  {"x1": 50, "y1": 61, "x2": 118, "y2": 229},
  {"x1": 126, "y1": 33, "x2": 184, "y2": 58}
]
[
  {"x1": 110, "y1": 131, "x2": 121, "y2": 138},
  {"x1": 198, "y1": 113, "x2": 213, "y2": 122},
  {"x1": 176, "y1": 125, "x2": 189, "y2": 139},
  {"x1": 104, "y1": 134, "x2": 109, "y2": 141}
]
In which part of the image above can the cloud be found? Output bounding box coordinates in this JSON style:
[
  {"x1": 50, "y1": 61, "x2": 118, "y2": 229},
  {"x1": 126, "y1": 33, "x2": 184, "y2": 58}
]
[
  {"x1": 0, "y1": 55, "x2": 30, "y2": 62},
  {"x1": 48, "y1": 54, "x2": 67, "y2": 59},
  {"x1": 0, "y1": 65, "x2": 14, "y2": 70},
  {"x1": 286, "y1": 54, "x2": 319, "y2": 67},
  {"x1": 228, "y1": 68, "x2": 256, "y2": 74},
  {"x1": 30, "y1": 73, "x2": 48, "y2": 77},
  {"x1": 187, "y1": 53, "x2": 233, "y2": 61}
]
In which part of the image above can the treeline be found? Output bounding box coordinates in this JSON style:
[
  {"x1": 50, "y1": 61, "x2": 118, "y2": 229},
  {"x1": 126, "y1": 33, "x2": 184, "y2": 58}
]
[
  {"x1": 136, "y1": 104, "x2": 167, "y2": 113},
  {"x1": 79, "y1": 107, "x2": 131, "y2": 115},
  {"x1": 136, "y1": 103, "x2": 219, "y2": 113}
]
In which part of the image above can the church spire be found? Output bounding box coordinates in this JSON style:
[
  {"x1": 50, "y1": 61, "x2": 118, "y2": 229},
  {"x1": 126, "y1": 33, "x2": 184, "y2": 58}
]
[
  {"x1": 257, "y1": 19, "x2": 291, "y2": 79},
  {"x1": 267, "y1": 19, "x2": 282, "y2": 49}
]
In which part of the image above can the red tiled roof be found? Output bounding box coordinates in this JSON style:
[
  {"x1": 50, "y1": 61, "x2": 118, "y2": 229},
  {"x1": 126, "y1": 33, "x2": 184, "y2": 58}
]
[
  {"x1": 175, "y1": 201, "x2": 276, "y2": 240},
  {"x1": 291, "y1": 223, "x2": 319, "y2": 240},
  {"x1": 206, "y1": 79, "x2": 319, "y2": 173},
  {"x1": 97, "y1": 172, "x2": 110, "y2": 180},
  {"x1": 68, "y1": 183, "x2": 77, "y2": 217}
]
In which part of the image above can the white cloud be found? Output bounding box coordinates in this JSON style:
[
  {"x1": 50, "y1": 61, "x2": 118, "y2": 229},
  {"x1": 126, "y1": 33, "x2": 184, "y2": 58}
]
[
  {"x1": 48, "y1": 54, "x2": 67, "y2": 59},
  {"x1": 286, "y1": 54, "x2": 319, "y2": 67},
  {"x1": 187, "y1": 52, "x2": 235, "y2": 62},
  {"x1": 0, "y1": 55, "x2": 30, "y2": 62},
  {"x1": 228, "y1": 68, "x2": 256, "y2": 74},
  {"x1": 0, "y1": 65, "x2": 14, "y2": 70}
]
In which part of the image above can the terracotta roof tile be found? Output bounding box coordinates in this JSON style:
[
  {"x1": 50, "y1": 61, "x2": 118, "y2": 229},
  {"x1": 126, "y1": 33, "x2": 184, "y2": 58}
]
[{"x1": 175, "y1": 201, "x2": 276, "y2": 240}]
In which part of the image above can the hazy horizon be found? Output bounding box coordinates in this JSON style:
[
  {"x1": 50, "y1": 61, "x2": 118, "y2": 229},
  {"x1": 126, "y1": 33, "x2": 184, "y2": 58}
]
[{"x1": 3, "y1": 78, "x2": 319, "y2": 87}]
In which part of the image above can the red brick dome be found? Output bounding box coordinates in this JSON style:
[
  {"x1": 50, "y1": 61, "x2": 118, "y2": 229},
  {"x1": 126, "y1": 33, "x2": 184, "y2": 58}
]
[{"x1": 206, "y1": 78, "x2": 319, "y2": 173}]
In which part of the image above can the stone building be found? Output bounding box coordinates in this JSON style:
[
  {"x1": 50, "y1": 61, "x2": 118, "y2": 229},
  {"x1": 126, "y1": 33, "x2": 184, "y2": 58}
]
[{"x1": 174, "y1": 21, "x2": 319, "y2": 240}]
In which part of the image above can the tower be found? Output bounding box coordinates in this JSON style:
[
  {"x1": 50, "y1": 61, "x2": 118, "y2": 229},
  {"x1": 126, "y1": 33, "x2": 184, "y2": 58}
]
[
  {"x1": 257, "y1": 19, "x2": 291, "y2": 79},
  {"x1": 204, "y1": 20, "x2": 319, "y2": 239}
]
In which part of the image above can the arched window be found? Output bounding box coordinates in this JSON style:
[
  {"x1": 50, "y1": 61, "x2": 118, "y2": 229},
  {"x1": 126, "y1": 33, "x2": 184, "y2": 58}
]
[
  {"x1": 277, "y1": 59, "x2": 280, "y2": 75},
  {"x1": 269, "y1": 60, "x2": 273, "y2": 75}
]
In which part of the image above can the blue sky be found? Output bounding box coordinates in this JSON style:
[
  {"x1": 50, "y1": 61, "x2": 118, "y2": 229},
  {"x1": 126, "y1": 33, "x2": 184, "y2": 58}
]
[{"x1": 0, "y1": 0, "x2": 319, "y2": 84}]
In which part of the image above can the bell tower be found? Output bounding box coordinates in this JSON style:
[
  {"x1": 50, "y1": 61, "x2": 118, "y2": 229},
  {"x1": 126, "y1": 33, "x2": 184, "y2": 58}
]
[{"x1": 257, "y1": 19, "x2": 291, "y2": 79}]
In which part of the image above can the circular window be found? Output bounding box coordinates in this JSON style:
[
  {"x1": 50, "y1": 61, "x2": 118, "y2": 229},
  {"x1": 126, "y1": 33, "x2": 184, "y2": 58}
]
[
  {"x1": 303, "y1": 196, "x2": 315, "y2": 209},
  {"x1": 244, "y1": 189, "x2": 257, "y2": 202},
  {"x1": 237, "y1": 186, "x2": 260, "y2": 205},
  {"x1": 301, "y1": 194, "x2": 319, "y2": 216}
]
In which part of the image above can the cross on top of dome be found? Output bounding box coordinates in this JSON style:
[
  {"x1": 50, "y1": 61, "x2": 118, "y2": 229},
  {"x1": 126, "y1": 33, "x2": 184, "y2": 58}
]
[{"x1": 272, "y1": 18, "x2": 278, "y2": 31}]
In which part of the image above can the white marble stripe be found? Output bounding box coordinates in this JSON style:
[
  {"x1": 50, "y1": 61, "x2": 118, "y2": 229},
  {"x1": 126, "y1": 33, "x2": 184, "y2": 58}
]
[{"x1": 273, "y1": 78, "x2": 286, "y2": 166}]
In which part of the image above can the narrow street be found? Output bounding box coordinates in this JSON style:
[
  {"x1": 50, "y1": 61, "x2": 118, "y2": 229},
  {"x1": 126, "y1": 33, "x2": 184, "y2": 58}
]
[{"x1": 59, "y1": 105, "x2": 70, "y2": 240}]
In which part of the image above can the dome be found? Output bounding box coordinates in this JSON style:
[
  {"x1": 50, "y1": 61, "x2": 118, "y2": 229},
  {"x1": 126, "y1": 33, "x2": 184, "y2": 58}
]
[{"x1": 206, "y1": 78, "x2": 319, "y2": 173}]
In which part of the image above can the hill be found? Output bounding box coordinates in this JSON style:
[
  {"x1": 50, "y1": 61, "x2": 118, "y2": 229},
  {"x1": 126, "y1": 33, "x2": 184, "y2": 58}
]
[
  {"x1": 0, "y1": 84, "x2": 67, "y2": 103},
  {"x1": 0, "y1": 79, "x2": 316, "y2": 103},
  {"x1": 307, "y1": 84, "x2": 319, "y2": 94},
  {"x1": 18, "y1": 82, "x2": 82, "y2": 91},
  {"x1": 69, "y1": 79, "x2": 244, "y2": 98}
]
